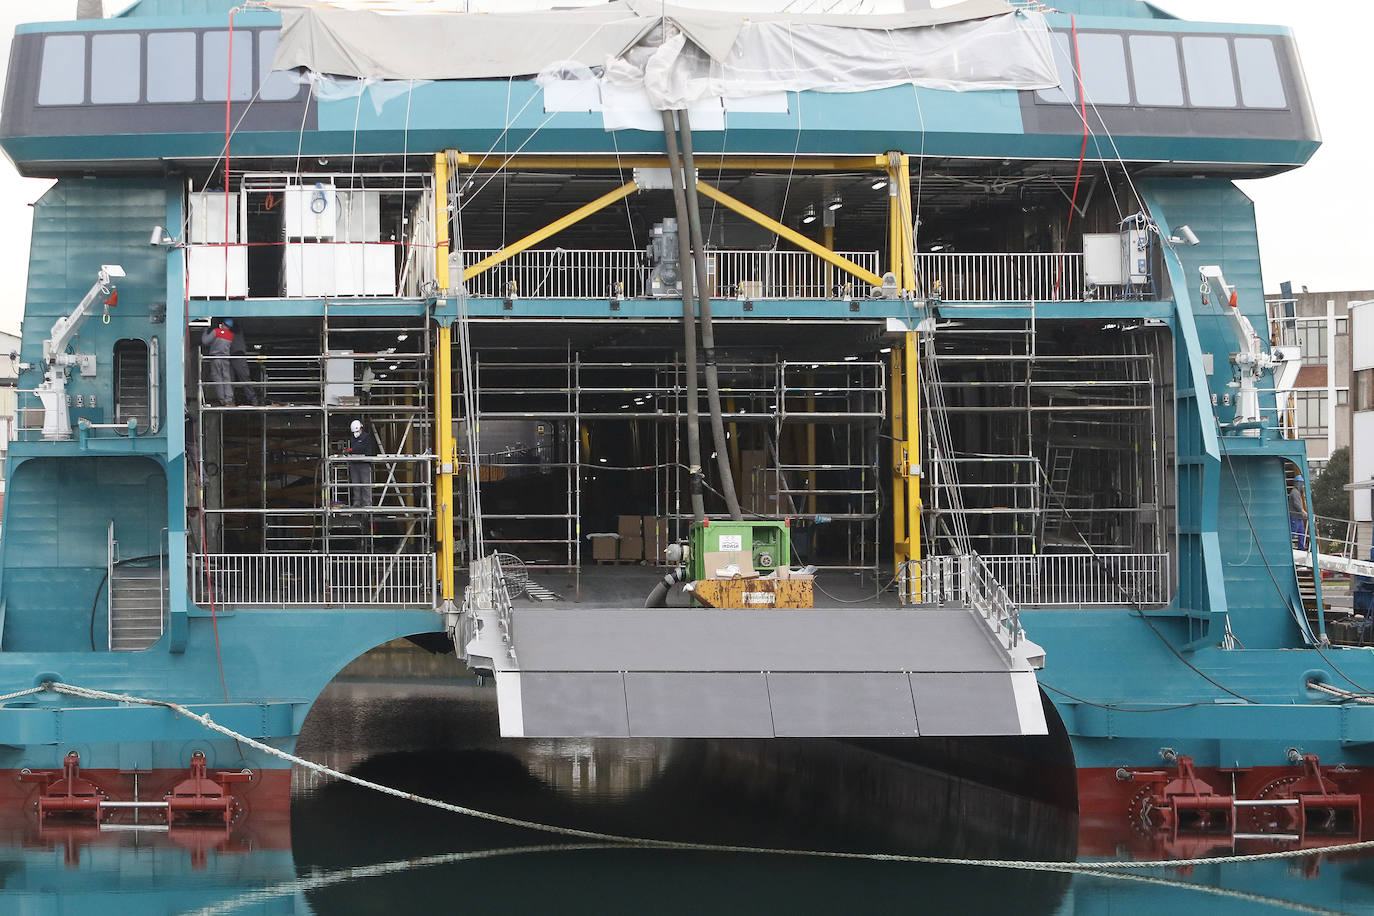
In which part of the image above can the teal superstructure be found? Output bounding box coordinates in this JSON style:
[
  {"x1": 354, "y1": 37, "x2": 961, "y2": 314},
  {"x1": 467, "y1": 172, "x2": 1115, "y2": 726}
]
[{"x1": 0, "y1": 0, "x2": 1367, "y2": 838}]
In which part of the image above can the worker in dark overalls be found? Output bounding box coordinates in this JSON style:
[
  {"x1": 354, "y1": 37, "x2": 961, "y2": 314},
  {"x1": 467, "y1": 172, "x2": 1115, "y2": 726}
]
[
  {"x1": 1288, "y1": 475, "x2": 1308, "y2": 550},
  {"x1": 345, "y1": 419, "x2": 379, "y2": 507},
  {"x1": 200, "y1": 318, "x2": 234, "y2": 406}
]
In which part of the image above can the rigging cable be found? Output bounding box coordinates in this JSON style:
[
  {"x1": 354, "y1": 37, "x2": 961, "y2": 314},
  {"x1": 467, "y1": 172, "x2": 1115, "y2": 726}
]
[
  {"x1": 1213, "y1": 429, "x2": 1374, "y2": 693},
  {"x1": 34, "y1": 680, "x2": 1374, "y2": 877}
]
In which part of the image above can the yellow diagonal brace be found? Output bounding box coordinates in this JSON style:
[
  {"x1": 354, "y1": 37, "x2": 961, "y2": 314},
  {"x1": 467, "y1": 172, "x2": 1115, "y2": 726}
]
[
  {"x1": 462, "y1": 181, "x2": 638, "y2": 282},
  {"x1": 696, "y1": 181, "x2": 884, "y2": 288}
]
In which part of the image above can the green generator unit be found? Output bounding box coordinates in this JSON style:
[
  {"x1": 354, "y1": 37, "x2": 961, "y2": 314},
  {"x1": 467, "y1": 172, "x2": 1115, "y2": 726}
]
[{"x1": 689, "y1": 519, "x2": 790, "y2": 580}]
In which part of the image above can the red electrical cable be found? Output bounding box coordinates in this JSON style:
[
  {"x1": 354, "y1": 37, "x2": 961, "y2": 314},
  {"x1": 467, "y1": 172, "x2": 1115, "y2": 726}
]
[
  {"x1": 200, "y1": 5, "x2": 239, "y2": 703},
  {"x1": 1053, "y1": 13, "x2": 1089, "y2": 299}
]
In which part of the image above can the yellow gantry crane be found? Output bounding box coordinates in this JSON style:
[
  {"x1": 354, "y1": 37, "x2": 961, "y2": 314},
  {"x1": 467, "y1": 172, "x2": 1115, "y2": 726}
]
[{"x1": 430, "y1": 149, "x2": 921, "y2": 603}]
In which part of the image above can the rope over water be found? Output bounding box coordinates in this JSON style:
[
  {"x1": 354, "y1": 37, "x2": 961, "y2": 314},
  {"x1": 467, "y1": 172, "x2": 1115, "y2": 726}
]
[{"x1": 33, "y1": 681, "x2": 1374, "y2": 873}]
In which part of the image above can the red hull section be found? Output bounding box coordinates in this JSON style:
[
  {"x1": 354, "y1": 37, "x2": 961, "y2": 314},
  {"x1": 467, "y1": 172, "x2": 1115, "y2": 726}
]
[
  {"x1": 0, "y1": 763, "x2": 291, "y2": 856},
  {"x1": 1078, "y1": 758, "x2": 1374, "y2": 861}
]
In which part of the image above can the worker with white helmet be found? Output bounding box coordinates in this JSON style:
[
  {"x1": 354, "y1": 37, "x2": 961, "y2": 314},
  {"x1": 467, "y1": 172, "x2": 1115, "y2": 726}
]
[{"x1": 344, "y1": 419, "x2": 380, "y2": 507}]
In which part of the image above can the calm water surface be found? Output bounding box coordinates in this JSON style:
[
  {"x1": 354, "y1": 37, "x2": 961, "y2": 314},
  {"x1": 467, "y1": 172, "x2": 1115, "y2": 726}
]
[{"x1": 4, "y1": 670, "x2": 1374, "y2": 915}]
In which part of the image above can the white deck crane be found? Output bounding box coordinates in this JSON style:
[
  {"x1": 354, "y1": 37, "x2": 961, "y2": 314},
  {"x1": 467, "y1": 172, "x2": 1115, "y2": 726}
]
[
  {"x1": 34, "y1": 264, "x2": 123, "y2": 440},
  {"x1": 1199, "y1": 265, "x2": 1300, "y2": 437}
]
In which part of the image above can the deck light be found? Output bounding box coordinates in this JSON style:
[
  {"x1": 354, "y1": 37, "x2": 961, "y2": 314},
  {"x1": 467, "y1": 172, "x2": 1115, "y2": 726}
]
[
  {"x1": 801, "y1": 205, "x2": 817, "y2": 225},
  {"x1": 827, "y1": 195, "x2": 843, "y2": 211},
  {"x1": 871, "y1": 178, "x2": 888, "y2": 191},
  {"x1": 1168, "y1": 225, "x2": 1200, "y2": 246},
  {"x1": 397, "y1": 333, "x2": 408, "y2": 341}
]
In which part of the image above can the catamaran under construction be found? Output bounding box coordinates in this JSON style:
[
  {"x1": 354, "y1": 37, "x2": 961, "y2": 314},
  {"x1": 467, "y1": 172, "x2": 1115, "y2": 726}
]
[{"x1": 0, "y1": 0, "x2": 1367, "y2": 852}]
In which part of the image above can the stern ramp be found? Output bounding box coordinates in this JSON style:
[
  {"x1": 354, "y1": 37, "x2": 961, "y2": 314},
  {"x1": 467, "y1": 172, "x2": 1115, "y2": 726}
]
[{"x1": 459, "y1": 558, "x2": 1047, "y2": 739}]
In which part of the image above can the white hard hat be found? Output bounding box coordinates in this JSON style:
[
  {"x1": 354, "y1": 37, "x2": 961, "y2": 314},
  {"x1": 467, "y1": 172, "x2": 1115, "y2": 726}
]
[{"x1": 350, "y1": 420, "x2": 362, "y2": 435}]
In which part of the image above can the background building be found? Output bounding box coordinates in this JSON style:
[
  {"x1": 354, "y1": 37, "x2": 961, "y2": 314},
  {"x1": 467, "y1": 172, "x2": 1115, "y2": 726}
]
[
  {"x1": 1350, "y1": 299, "x2": 1373, "y2": 558},
  {"x1": 1266, "y1": 286, "x2": 1368, "y2": 472}
]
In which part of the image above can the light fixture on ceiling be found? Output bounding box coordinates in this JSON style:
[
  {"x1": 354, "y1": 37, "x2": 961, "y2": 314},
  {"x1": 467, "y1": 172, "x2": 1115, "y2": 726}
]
[
  {"x1": 396, "y1": 333, "x2": 408, "y2": 341},
  {"x1": 871, "y1": 178, "x2": 888, "y2": 191},
  {"x1": 827, "y1": 195, "x2": 843, "y2": 212},
  {"x1": 801, "y1": 204, "x2": 817, "y2": 225}
]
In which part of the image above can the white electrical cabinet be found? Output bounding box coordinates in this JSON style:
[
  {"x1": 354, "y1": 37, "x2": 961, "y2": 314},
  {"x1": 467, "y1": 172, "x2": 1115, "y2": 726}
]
[
  {"x1": 1126, "y1": 228, "x2": 1150, "y2": 285},
  {"x1": 188, "y1": 192, "x2": 239, "y2": 244},
  {"x1": 186, "y1": 246, "x2": 248, "y2": 298},
  {"x1": 1084, "y1": 231, "x2": 1152, "y2": 288},
  {"x1": 325, "y1": 350, "x2": 355, "y2": 405},
  {"x1": 285, "y1": 183, "x2": 337, "y2": 238}
]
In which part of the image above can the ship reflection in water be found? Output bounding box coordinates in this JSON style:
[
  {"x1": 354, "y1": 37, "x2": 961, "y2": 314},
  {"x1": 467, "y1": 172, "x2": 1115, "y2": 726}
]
[{"x1": 1, "y1": 655, "x2": 1374, "y2": 915}]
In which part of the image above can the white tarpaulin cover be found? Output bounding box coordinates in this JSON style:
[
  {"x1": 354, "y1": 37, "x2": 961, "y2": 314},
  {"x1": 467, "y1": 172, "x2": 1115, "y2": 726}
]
[{"x1": 270, "y1": 0, "x2": 1058, "y2": 109}]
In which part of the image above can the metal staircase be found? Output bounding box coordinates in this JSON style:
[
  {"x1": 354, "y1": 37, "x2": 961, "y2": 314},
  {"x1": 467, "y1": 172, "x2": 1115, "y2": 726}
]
[{"x1": 107, "y1": 523, "x2": 165, "y2": 652}]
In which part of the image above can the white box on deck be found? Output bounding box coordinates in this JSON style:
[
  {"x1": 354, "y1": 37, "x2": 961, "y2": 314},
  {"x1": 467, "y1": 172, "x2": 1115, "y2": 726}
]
[
  {"x1": 334, "y1": 243, "x2": 396, "y2": 296},
  {"x1": 335, "y1": 190, "x2": 381, "y2": 242},
  {"x1": 1083, "y1": 233, "x2": 1125, "y2": 286},
  {"x1": 188, "y1": 192, "x2": 238, "y2": 244},
  {"x1": 286, "y1": 183, "x2": 337, "y2": 238},
  {"x1": 283, "y1": 243, "x2": 335, "y2": 296},
  {"x1": 186, "y1": 246, "x2": 247, "y2": 298}
]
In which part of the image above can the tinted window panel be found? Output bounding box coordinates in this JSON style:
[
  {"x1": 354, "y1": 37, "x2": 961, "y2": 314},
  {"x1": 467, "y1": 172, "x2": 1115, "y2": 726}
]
[
  {"x1": 203, "y1": 30, "x2": 252, "y2": 102},
  {"x1": 91, "y1": 33, "x2": 141, "y2": 104},
  {"x1": 1129, "y1": 34, "x2": 1183, "y2": 106},
  {"x1": 37, "y1": 35, "x2": 85, "y2": 106},
  {"x1": 1235, "y1": 37, "x2": 1285, "y2": 108},
  {"x1": 147, "y1": 32, "x2": 196, "y2": 102},
  {"x1": 1182, "y1": 36, "x2": 1236, "y2": 107},
  {"x1": 257, "y1": 31, "x2": 299, "y2": 101},
  {"x1": 1077, "y1": 33, "x2": 1130, "y2": 105},
  {"x1": 1035, "y1": 31, "x2": 1077, "y2": 104}
]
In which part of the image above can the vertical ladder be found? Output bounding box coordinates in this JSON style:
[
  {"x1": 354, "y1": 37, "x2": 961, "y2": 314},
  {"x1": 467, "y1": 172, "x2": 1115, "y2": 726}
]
[{"x1": 1041, "y1": 448, "x2": 1074, "y2": 542}]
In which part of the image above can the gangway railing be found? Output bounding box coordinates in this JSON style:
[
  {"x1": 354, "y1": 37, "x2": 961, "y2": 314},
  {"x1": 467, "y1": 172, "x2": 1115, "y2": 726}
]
[
  {"x1": 898, "y1": 553, "x2": 1024, "y2": 657},
  {"x1": 1294, "y1": 517, "x2": 1374, "y2": 578},
  {"x1": 190, "y1": 553, "x2": 435, "y2": 607},
  {"x1": 981, "y1": 553, "x2": 1171, "y2": 607}
]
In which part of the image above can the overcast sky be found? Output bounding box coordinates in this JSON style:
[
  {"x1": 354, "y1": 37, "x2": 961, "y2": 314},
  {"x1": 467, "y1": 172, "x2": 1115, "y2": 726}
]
[{"x1": 0, "y1": 0, "x2": 1366, "y2": 334}]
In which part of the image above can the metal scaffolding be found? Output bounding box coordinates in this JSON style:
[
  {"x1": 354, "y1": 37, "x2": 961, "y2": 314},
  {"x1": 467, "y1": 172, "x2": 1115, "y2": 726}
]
[
  {"x1": 191, "y1": 311, "x2": 435, "y2": 607},
  {"x1": 919, "y1": 315, "x2": 1173, "y2": 607},
  {"x1": 451, "y1": 347, "x2": 885, "y2": 584}
]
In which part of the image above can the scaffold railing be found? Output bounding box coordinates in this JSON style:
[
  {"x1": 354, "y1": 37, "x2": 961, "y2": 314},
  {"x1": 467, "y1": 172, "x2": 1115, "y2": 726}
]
[
  {"x1": 190, "y1": 552, "x2": 435, "y2": 607},
  {"x1": 980, "y1": 552, "x2": 1170, "y2": 607},
  {"x1": 462, "y1": 248, "x2": 881, "y2": 299}
]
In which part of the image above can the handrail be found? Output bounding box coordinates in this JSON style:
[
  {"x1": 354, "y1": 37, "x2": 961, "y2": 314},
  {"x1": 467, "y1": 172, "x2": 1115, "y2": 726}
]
[
  {"x1": 897, "y1": 553, "x2": 1022, "y2": 658},
  {"x1": 106, "y1": 520, "x2": 116, "y2": 652},
  {"x1": 189, "y1": 553, "x2": 435, "y2": 607}
]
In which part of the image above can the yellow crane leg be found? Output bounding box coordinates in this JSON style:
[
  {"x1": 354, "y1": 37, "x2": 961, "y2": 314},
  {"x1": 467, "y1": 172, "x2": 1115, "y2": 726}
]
[{"x1": 435, "y1": 151, "x2": 457, "y2": 603}]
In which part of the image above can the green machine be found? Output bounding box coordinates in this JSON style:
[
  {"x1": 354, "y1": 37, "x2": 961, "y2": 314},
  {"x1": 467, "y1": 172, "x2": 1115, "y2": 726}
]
[{"x1": 689, "y1": 519, "x2": 790, "y2": 580}]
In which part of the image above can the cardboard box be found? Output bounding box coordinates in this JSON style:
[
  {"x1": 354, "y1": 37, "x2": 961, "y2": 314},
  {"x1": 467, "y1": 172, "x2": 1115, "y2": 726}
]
[
  {"x1": 702, "y1": 549, "x2": 757, "y2": 579},
  {"x1": 619, "y1": 535, "x2": 644, "y2": 561},
  {"x1": 642, "y1": 515, "x2": 663, "y2": 564},
  {"x1": 618, "y1": 515, "x2": 642, "y2": 539},
  {"x1": 591, "y1": 535, "x2": 618, "y2": 561}
]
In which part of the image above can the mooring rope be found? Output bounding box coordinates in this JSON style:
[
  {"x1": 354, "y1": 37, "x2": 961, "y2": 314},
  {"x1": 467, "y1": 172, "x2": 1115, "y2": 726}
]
[{"x1": 38, "y1": 682, "x2": 1374, "y2": 873}]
